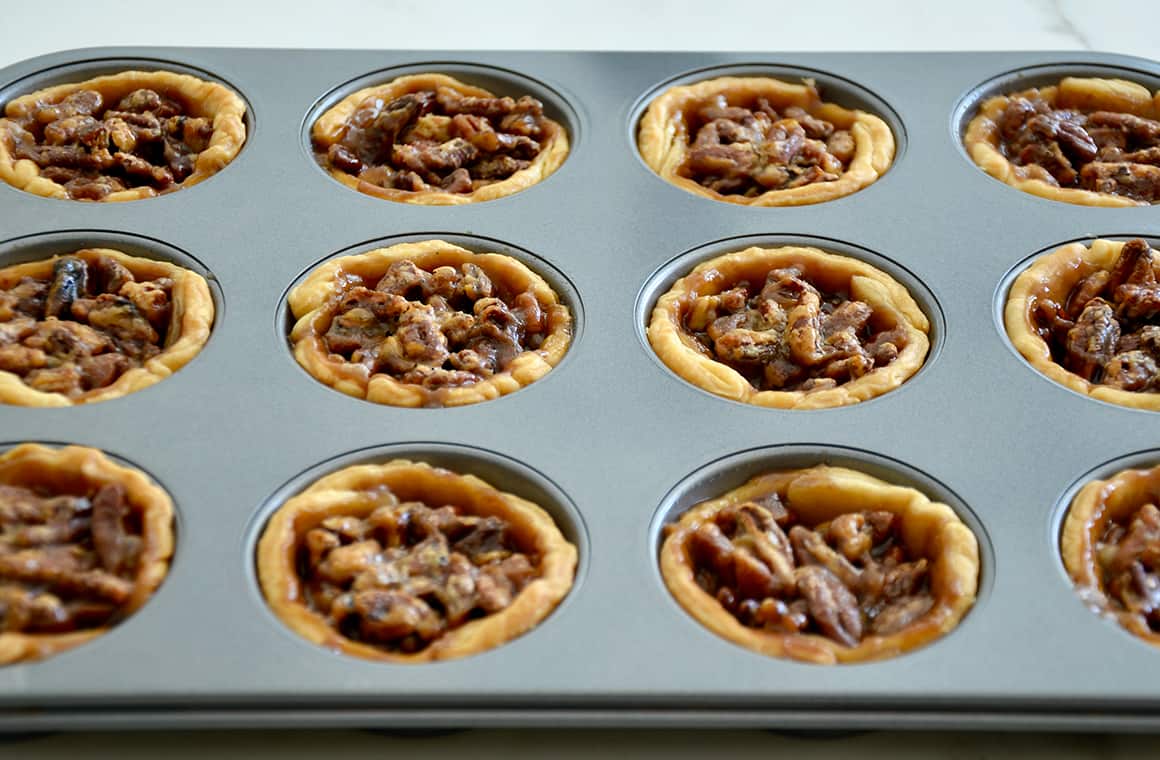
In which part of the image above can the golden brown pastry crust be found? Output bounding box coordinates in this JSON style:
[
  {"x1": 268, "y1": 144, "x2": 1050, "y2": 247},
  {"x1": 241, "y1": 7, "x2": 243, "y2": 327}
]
[
  {"x1": 637, "y1": 76, "x2": 894, "y2": 206},
  {"x1": 0, "y1": 443, "x2": 174, "y2": 665},
  {"x1": 312, "y1": 73, "x2": 569, "y2": 205},
  {"x1": 0, "y1": 248, "x2": 214, "y2": 407},
  {"x1": 660, "y1": 465, "x2": 979, "y2": 664},
  {"x1": 288, "y1": 239, "x2": 572, "y2": 407},
  {"x1": 257, "y1": 458, "x2": 577, "y2": 663},
  {"x1": 647, "y1": 245, "x2": 929, "y2": 409},
  {"x1": 0, "y1": 70, "x2": 247, "y2": 202},
  {"x1": 1061, "y1": 463, "x2": 1160, "y2": 646},
  {"x1": 1005, "y1": 238, "x2": 1160, "y2": 411},
  {"x1": 963, "y1": 77, "x2": 1160, "y2": 207}
]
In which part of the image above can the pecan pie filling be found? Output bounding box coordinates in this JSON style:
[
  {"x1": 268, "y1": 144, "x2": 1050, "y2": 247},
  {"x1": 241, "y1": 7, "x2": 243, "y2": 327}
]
[
  {"x1": 290, "y1": 240, "x2": 572, "y2": 408},
  {"x1": 0, "y1": 253, "x2": 174, "y2": 398},
  {"x1": 313, "y1": 79, "x2": 563, "y2": 197},
  {"x1": 1030, "y1": 239, "x2": 1160, "y2": 392},
  {"x1": 1091, "y1": 502, "x2": 1160, "y2": 635},
  {"x1": 660, "y1": 466, "x2": 979, "y2": 664},
  {"x1": 682, "y1": 265, "x2": 909, "y2": 393},
  {"x1": 685, "y1": 498, "x2": 933, "y2": 647},
  {"x1": 678, "y1": 94, "x2": 856, "y2": 196},
  {"x1": 994, "y1": 95, "x2": 1159, "y2": 203},
  {"x1": 299, "y1": 498, "x2": 539, "y2": 654},
  {"x1": 6, "y1": 87, "x2": 215, "y2": 201},
  {"x1": 0, "y1": 481, "x2": 143, "y2": 635}
]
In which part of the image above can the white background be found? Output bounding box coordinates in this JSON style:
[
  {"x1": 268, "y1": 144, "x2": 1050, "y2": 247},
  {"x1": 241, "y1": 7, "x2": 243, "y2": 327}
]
[{"x1": 1, "y1": 0, "x2": 1158, "y2": 756}]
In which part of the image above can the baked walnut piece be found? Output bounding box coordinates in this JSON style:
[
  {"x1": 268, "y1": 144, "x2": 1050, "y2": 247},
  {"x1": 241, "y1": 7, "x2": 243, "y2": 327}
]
[
  {"x1": 1006, "y1": 238, "x2": 1160, "y2": 411},
  {"x1": 648, "y1": 246, "x2": 929, "y2": 409},
  {"x1": 0, "y1": 249, "x2": 213, "y2": 406},
  {"x1": 638, "y1": 77, "x2": 894, "y2": 206},
  {"x1": 311, "y1": 74, "x2": 569, "y2": 204},
  {"x1": 257, "y1": 459, "x2": 577, "y2": 662},
  {"x1": 965, "y1": 77, "x2": 1160, "y2": 206},
  {"x1": 0, "y1": 444, "x2": 173, "y2": 665},
  {"x1": 0, "y1": 71, "x2": 246, "y2": 202},
  {"x1": 289, "y1": 240, "x2": 572, "y2": 407},
  {"x1": 1062, "y1": 464, "x2": 1160, "y2": 647},
  {"x1": 661, "y1": 466, "x2": 979, "y2": 664}
]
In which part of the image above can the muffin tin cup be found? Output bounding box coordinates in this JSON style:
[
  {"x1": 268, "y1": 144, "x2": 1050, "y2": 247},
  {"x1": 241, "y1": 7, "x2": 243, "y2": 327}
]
[{"x1": 0, "y1": 46, "x2": 1158, "y2": 731}]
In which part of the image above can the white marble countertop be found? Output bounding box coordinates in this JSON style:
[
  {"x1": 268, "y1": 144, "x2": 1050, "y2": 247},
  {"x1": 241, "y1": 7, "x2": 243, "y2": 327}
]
[{"x1": 2, "y1": 0, "x2": 1158, "y2": 756}]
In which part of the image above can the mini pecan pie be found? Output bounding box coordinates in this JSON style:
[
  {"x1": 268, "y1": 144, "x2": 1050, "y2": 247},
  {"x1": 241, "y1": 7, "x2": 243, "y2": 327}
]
[
  {"x1": 311, "y1": 73, "x2": 568, "y2": 204},
  {"x1": 289, "y1": 240, "x2": 571, "y2": 407},
  {"x1": 258, "y1": 459, "x2": 576, "y2": 662},
  {"x1": 1006, "y1": 238, "x2": 1160, "y2": 411},
  {"x1": 0, "y1": 444, "x2": 174, "y2": 665},
  {"x1": 648, "y1": 245, "x2": 929, "y2": 409},
  {"x1": 964, "y1": 77, "x2": 1160, "y2": 206},
  {"x1": 1062, "y1": 463, "x2": 1160, "y2": 646},
  {"x1": 637, "y1": 76, "x2": 894, "y2": 206},
  {"x1": 0, "y1": 70, "x2": 246, "y2": 201},
  {"x1": 0, "y1": 248, "x2": 213, "y2": 406},
  {"x1": 660, "y1": 465, "x2": 979, "y2": 664}
]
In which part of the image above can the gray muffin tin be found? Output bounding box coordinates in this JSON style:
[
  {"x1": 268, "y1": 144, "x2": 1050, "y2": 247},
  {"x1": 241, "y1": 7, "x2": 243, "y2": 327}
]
[{"x1": 0, "y1": 46, "x2": 1158, "y2": 732}]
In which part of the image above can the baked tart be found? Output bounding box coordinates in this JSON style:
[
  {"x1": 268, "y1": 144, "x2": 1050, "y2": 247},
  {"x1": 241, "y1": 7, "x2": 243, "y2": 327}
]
[
  {"x1": 648, "y1": 245, "x2": 929, "y2": 409},
  {"x1": 1062, "y1": 462, "x2": 1160, "y2": 647},
  {"x1": 257, "y1": 459, "x2": 577, "y2": 663},
  {"x1": 289, "y1": 240, "x2": 571, "y2": 408},
  {"x1": 0, "y1": 70, "x2": 246, "y2": 201},
  {"x1": 637, "y1": 76, "x2": 894, "y2": 206},
  {"x1": 311, "y1": 73, "x2": 568, "y2": 204},
  {"x1": 660, "y1": 465, "x2": 979, "y2": 664},
  {"x1": 0, "y1": 444, "x2": 174, "y2": 665},
  {"x1": 964, "y1": 77, "x2": 1160, "y2": 206},
  {"x1": 0, "y1": 248, "x2": 214, "y2": 406},
  {"x1": 1006, "y1": 238, "x2": 1160, "y2": 410}
]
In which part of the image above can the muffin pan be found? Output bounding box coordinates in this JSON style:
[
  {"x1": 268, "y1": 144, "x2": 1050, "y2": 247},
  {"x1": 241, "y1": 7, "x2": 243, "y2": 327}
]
[{"x1": 0, "y1": 47, "x2": 1158, "y2": 731}]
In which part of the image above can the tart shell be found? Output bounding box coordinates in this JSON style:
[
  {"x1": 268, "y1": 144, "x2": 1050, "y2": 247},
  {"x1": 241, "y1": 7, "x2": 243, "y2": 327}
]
[
  {"x1": 637, "y1": 76, "x2": 895, "y2": 206},
  {"x1": 312, "y1": 73, "x2": 569, "y2": 205},
  {"x1": 256, "y1": 458, "x2": 578, "y2": 663},
  {"x1": 659, "y1": 465, "x2": 980, "y2": 664},
  {"x1": 288, "y1": 239, "x2": 572, "y2": 408},
  {"x1": 963, "y1": 77, "x2": 1160, "y2": 207},
  {"x1": 0, "y1": 443, "x2": 175, "y2": 665},
  {"x1": 0, "y1": 248, "x2": 215, "y2": 407},
  {"x1": 1061, "y1": 463, "x2": 1160, "y2": 646},
  {"x1": 0, "y1": 70, "x2": 247, "y2": 202},
  {"x1": 1005, "y1": 238, "x2": 1160, "y2": 411},
  {"x1": 647, "y1": 245, "x2": 930, "y2": 409}
]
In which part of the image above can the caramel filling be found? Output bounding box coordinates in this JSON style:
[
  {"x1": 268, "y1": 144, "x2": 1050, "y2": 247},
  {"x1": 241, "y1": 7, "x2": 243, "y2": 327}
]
[
  {"x1": 678, "y1": 91, "x2": 855, "y2": 196},
  {"x1": 0, "y1": 482, "x2": 142, "y2": 634},
  {"x1": 299, "y1": 498, "x2": 539, "y2": 654},
  {"x1": 1031, "y1": 239, "x2": 1160, "y2": 391},
  {"x1": 996, "y1": 96, "x2": 1160, "y2": 202},
  {"x1": 681, "y1": 265, "x2": 906, "y2": 392},
  {"x1": 0, "y1": 254, "x2": 173, "y2": 398},
  {"x1": 315, "y1": 87, "x2": 554, "y2": 194},
  {"x1": 321, "y1": 259, "x2": 551, "y2": 397},
  {"x1": 683, "y1": 496, "x2": 933, "y2": 647},
  {"x1": 5, "y1": 88, "x2": 212, "y2": 200}
]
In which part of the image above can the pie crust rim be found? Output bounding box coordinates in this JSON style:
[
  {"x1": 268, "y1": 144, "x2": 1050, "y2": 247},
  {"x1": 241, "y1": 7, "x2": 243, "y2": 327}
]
[
  {"x1": 256, "y1": 458, "x2": 578, "y2": 663},
  {"x1": 311, "y1": 73, "x2": 570, "y2": 205},
  {"x1": 288, "y1": 239, "x2": 573, "y2": 408},
  {"x1": 0, "y1": 70, "x2": 247, "y2": 202},
  {"x1": 0, "y1": 443, "x2": 175, "y2": 665},
  {"x1": 0, "y1": 247, "x2": 215, "y2": 407},
  {"x1": 962, "y1": 76, "x2": 1160, "y2": 208},
  {"x1": 637, "y1": 76, "x2": 895, "y2": 207},
  {"x1": 646, "y1": 245, "x2": 931, "y2": 409},
  {"x1": 659, "y1": 464, "x2": 980, "y2": 665},
  {"x1": 1004, "y1": 238, "x2": 1160, "y2": 411}
]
